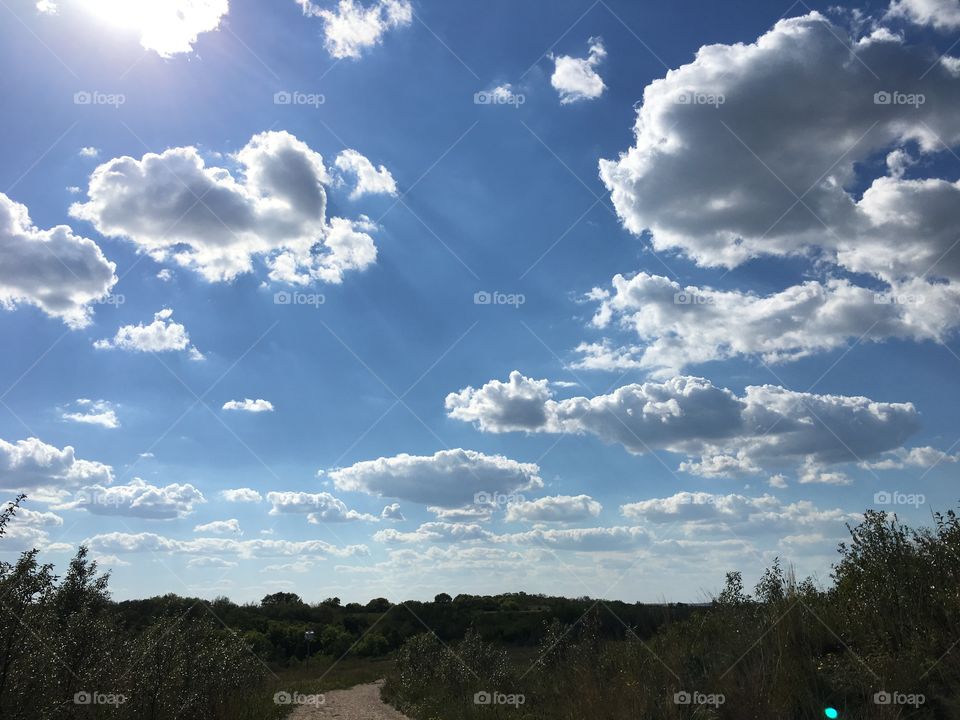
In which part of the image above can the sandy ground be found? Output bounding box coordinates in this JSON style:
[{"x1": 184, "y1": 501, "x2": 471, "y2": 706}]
[{"x1": 287, "y1": 680, "x2": 411, "y2": 720}]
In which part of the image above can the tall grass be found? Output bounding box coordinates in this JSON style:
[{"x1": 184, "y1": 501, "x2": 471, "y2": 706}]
[{"x1": 384, "y1": 508, "x2": 960, "y2": 719}]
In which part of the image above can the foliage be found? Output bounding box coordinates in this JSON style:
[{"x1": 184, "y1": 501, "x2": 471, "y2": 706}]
[{"x1": 384, "y1": 507, "x2": 960, "y2": 719}]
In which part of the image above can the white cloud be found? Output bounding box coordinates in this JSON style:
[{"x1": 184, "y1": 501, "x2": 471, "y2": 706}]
[
  {"x1": 61, "y1": 399, "x2": 119, "y2": 429},
  {"x1": 36, "y1": 0, "x2": 57, "y2": 14},
  {"x1": 329, "y1": 449, "x2": 544, "y2": 508},
  {"x1": 193, "y1": 518, "x2": 242, "y2": 535},
  {"x1": 499, "y1": 525, "x2": 650, "y2": 551},
  {"x1": 187, "y1": 556, "x2": 237, "y2": 568},
  {"x1": 78, "y1": 146, "x2": 99, "y2": 158},
  {"x1": 444, "y1": 371, "x2": 553, "y2": 432},
  {"x1": 798, "y1": 458, "x2": 852, "y2": 486},
  {"x1": 266, "y1": 491, "x2": 378, "y2": 522},
  {"x1": 262, "y1": 560, "x2": 314, "y2": 573},
  {"x1": 888, "y1": 0, "x2": 960, "y2": 30},
  {"x1": 427, "y1": 505, "x2": 492, "y2": 522},
  {"x1": 599, "y1": 14, "x2": 960, "y2": 289},
  {"x1": 550, "y1": 37, "x2": 606, "y2": 104},
  {"x1": 94, "y1": 308, "x2": 203, "y2": 358},
  {"x1": 504, "y1": 495, "x2": 602, "y2": 523},
  {"x1": 222, "y1": 398, "x2": 274, "y2": 413},
  {"x1": 0, "y1": 437, "x2": 113, "y2": 493},
  {"x1": 0, "y1": 192, "x2": 116, "y2": 328},
  {"x1": 85, "y1": 531, "x2": 368, "y2": 558},
  {"x1": 380, "y1": 502, "x2": 404, "y2": 521},
  {"x1": 768, "y1": 474, "x2": 788, "y2": 489},
  {"x1": 57, "y1": 478, "x2": 205, "y2": 519},
  {"x1": 620, "y1": 491, "x2": 859, "y2": 537},
  {"x1": 156, "y1": 268, "x2": 173, "y2": 282},
  {"x1": 679, "y1": 452, "x2": 759, "y2": 479},
  {"x1": 298, "y1": 0, "x2": 412, "y2": 59},
  {"x1": 860, "y1": 445, "x2": 959, "y2": 470},
  {"x1": 334, "y1": 149, "x2": 397, "y2": 199},
  {"x1": 446, "y1": 372, "x2": 919, "y2": 475},
  {"x1": 374, "y1": 521, "x2": 493, "y2": 544},
  {"x1": 580, "y1": 272, "x2": 960, "y2": 377},
  {"x1": 72, "y1": 0, "x2": 228, "y2": 57},
  {"x1": 70, "y1": 131, "x2": 381, "y2": 285},
  {"x1": 220, "y1": 487, "x2": 263, "y2": 503}
]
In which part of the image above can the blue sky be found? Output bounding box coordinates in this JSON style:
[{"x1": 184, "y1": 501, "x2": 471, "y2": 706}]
[{"x1": 2, "y1": 0, "x2": 960, "y2": 603}]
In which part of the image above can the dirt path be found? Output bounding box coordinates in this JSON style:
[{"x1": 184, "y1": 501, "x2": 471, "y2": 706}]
[{"x1": 287, "y1": 680, "x2": 411, "y2": 720}]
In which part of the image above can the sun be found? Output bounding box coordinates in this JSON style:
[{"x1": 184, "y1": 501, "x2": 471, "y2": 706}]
[{"x1": 76, "y1": 0, "x2": 228, "y2": 57}]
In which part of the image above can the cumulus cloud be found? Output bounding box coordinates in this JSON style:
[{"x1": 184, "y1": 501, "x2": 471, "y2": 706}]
[
  {"x1": 620, "y1": 491, "x2": 859, "y2": 536},
  {"x1": 374, "y1": 521, "x2": 493, "y2": 544},
  {"x1": 888, "y1": 0, "x2": 960, "y2": 30},
  {"x1": 380, "y1": 502, "x2": 404, "y2": 521},
  {"x1": 0, "y1": 507, "x2": 66, "y2": 551},
  {"x1": 329, "y1": 449, "x2": 544, "y2": 508},
  {"x1": 36, "y1": 0, "x2": 57, "y2": 14},
  {"x1": 57, "y1": 478, "x2": 205, "y2": 519},
  {"x1": 550, "y1": 37, "x2": 606, "y2": 104},
  {"x1": 599, "y1": 14, "x2": 960, "y2": 286},
  {"x1": 446, "y1": 372, "x2": 919, "y2": 475},
  {"x1": 860, "y1": 445, "x2": 960, "y2": 470},
  {"x1": 187, "y1": 556, "x2": 237, "y2": 568},
  {"x1": 298, "y1": 0, "x2": 412, "y2": 59},
  {"x1": 0, "y1": 192, "x2": 116, "y2": 327},
  {"x1": 0, "y1": 437, "x2": 113, "y2": 494},
  {"x1": 60, "y1": 399, "x2": 120, "y2": 429},
  {"x1": 78, "y1": 146, "x2": 99, "y2": 158},
  {"x1": 222, "y1": 398, "x2": 274, "y2": 413},
  {"x1": 579, "y1": 272, "x2": 960, "y2": 377},
  {"x1": 85, "y1": 531, "x2": 368, "y2": 558},
  {"x1": 334, "y1": 149, "x2": 397, "y2": 199},
  {"x1": 70, "y1": 131, "x2": 383, "y2": 285},
  {"x1": 427, "y1": 505, "x2": 492, "y2": 522},
  {"x1": 445, "y1": 372, "x2": 553, "y2": 432},
  {"x1": 504, "y1": 495, "x2": 602, "y2": 523},
  {"x1": 266, "y1": 491, "x2": 378, "y2": 522},
  {"x1": 94, "y1": 308, "x2": 203, "y2": 359},
  {"x1": 499, "y1": 525, "x2": 650, "y2": 551},
  {"x1": 193, "y1": 518, "x2": 242, "y2": 535},
  {"x1": 220, "y1": 487, "x2": 263, "y2": 502}
]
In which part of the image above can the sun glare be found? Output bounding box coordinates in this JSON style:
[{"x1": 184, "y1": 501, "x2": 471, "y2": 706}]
[{"x1": 76, "y1": 0, "x2": 227, "y2": 57}]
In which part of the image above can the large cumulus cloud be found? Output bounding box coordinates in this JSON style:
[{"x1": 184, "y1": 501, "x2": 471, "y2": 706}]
[
  {"x1": 580, "y1": 272, "x2": 959, "y2": 376},
  {"x1": 0, "y1": 193, "x2": 116, "y2": 327},
  {"x1": 70, "y1": 131, "x2": 383, "y2": 285},
  {"x1": 328, "y1": 448, "x2": 544, "y2": 508},
  {"x1": 599, "y1": 13, "x2": 960, "y2": 278},
  {"x1": 446, "y1": 372, "x2": 919, "y2": 476}
]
